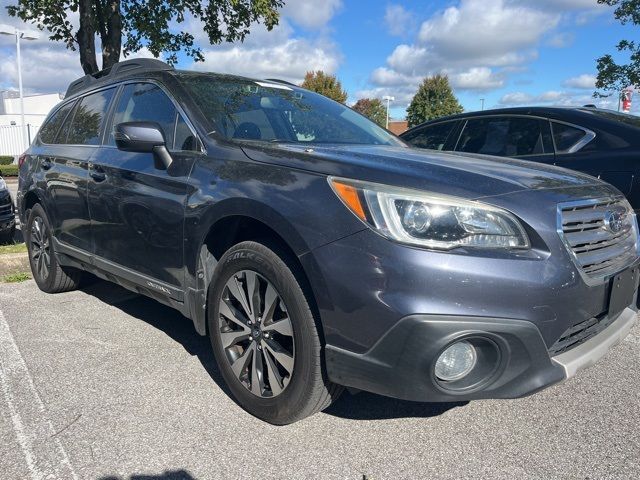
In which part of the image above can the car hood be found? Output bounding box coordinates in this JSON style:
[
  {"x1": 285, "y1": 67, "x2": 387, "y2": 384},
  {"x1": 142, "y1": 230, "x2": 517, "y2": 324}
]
[{"x1": 240, "y1": 143, "x2": 604, "y2": 200}]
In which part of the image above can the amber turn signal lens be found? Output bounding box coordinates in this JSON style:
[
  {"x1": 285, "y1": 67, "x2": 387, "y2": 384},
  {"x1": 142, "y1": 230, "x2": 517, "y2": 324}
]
[{"x1": 331, "y1": 180, "x2": 367, "y2": 221}]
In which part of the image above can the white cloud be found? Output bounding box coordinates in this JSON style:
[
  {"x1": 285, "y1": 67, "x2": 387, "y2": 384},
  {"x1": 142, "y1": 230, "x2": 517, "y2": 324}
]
[
  {"x1": 418, "y1": 0, "x2": 558, "y2": 62},
  {"x1": 449, "y1": 67, "x2": 505, "y2": 90},
  {"x1": 384, "y1": 5, "x2": 414, "y2": 36},
  {"x1": 563, "y1": 74, "x2": 597, "y2": 89},
  {"x1": 281, "y1": 0, "x2": 342, "y2": 30},
  {"x1": 498, "y1": 89, "x2": 616, "y2": 109},
  {"x1": 192, "y1": 19, "x2": 341, "y2": 83},
  {"x1": 546, "y1": 32, "x2": 575, "y2": 48}
]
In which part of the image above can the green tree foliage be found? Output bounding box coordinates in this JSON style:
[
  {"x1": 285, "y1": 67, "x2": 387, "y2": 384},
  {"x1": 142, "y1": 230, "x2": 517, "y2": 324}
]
[
  {"x1": 300, "y1": 71, "x2": 348, "y2": 104},
  {"x1": 352, "y1": 98, "x2": 387, "y2": 127},
  {"x1": 7, "y1": 0, "x2": 283, "y2": 75},
  {"x1": 406, "y1": 74, "x2": 463, "y2": 127},
  {"x1": 595, "y1": 0, "x2": 640, "y2": 94}
]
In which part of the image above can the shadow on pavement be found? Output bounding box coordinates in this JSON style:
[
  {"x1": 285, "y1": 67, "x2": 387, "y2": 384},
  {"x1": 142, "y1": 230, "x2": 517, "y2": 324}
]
[
  {"x1": 81, "y1": 279, "x2": 468, "y2": 422},
  {"x1": 100, "y1": 470, "x2": 196, "y2": 480}
]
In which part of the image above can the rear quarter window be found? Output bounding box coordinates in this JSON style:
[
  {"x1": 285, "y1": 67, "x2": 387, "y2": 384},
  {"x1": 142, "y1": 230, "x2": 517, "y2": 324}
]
[
  {"x1": 551, "y1": 122, "x2": 590, "y2": 153},
  {"x1": 38, "y1": 101, "x2": 75, "y2": 144}
]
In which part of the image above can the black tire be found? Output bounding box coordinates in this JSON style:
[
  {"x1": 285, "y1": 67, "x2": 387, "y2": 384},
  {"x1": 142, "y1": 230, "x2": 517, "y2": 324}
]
[
  {"x1": 208, "y1": 240, "x2": 342, "y2": 424},
  {"x1": 26, "y1": 204, "x2": 82, "y2": 293}
]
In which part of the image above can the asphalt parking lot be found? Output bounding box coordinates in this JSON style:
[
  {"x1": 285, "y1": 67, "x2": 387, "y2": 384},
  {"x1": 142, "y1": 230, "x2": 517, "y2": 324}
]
[
  {"x1": 2, "y1": 179, "x2": 640, "y2": 479},
  {"x1": 0, "y1": 277, "x2": 639, "y2": 479}
]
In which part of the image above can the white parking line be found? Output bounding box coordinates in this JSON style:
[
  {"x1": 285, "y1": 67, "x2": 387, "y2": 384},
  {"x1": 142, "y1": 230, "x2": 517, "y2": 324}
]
[{"x1": 0, "y1": 309, "x2": 78, "y2": 480}]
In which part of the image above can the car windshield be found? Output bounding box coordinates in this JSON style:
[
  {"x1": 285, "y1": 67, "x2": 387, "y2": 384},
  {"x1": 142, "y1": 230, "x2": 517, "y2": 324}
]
[
  {"x1": 177, "y1": 72, "x2": 402, "y2": 146},
  {"x1": 587, "y1": 108, "x2": 640, "y2": 128}
]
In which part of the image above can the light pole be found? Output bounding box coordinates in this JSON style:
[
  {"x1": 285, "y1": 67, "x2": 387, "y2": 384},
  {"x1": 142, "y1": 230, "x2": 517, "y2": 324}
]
[
  {"x1": 0, "y1": 29, "x2": 37, "y2": 150},
  {"x1": 382, "y1": 95, "x2": 394, "y2": 129},
  {"x1": 480, "y1": 98, "x2": 485, "y2": 111}
]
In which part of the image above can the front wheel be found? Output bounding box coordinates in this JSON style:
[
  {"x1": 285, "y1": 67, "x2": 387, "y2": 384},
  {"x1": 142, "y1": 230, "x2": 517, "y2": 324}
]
[
  {"x1": 26, "y1": 204, "x2": 82, "y2": 293},
  {"x1": 208, "y1": 241, "x2": 342, "y2": 424}
]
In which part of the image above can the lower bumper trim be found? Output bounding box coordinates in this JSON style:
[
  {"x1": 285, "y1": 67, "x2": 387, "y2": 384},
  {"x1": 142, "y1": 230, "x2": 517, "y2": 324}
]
[{"x1": 552, "y1": 307, "x2": 636, "y2": 378}]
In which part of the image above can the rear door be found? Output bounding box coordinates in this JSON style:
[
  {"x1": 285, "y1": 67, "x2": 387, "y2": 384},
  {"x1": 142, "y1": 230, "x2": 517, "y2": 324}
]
[
  {"x1": 40, "y1": 87, "x2": 116, "y2": 253},
  {"x1": 454, "y1": 116, "x2": 556, "y2": 165},
  {"x1": 88, "y1": 81, "x2": 200, "y2": 293}
]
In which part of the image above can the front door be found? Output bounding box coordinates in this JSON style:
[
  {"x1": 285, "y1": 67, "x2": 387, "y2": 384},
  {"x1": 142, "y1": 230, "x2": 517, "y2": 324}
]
[{"x1": 88, "y1": 82, "x2": 199, "y2": 293}]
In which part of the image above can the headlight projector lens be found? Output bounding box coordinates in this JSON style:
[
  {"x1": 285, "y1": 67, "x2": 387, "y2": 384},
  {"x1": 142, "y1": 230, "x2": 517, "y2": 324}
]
[{"x1": 434, "y1": 341, "x2": 477, "y2": 381}]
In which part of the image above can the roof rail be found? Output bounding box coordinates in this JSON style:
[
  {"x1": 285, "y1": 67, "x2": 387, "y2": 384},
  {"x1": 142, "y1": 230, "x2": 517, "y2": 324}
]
[
  {"x1": 264, "y1": 78, "x2": 298, "y2": 87},
  {"x1": 65, "y1": 58, "x2": 174, "y2": 98}
]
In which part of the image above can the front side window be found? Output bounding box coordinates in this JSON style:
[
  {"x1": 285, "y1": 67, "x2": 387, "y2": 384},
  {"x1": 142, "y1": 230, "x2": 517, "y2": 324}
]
[
  {"x1": 39, "y1": 101, "x2": 75, "y2": 144},
  {"x1": 552, "y1": 122, "x2": 589, "y2": 153},
  {"x1": 403, "y1": 122, "x2": 456, "y2": 150},
  {"x1": 178, "y1": 73, "x2": 403, "y2": 146},
  {"x1": 65, "y1": 88, "x2": 116, "y2": 145},
  {"x1": 456, "y1": 117, "x2": 546, "y2": 157},
  {"x1": 109, "y1": 83, "x2": 179, "y2": 148}
]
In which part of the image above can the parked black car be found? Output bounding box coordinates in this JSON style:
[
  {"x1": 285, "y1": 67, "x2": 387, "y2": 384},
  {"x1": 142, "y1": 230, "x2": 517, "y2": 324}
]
[
  {"x1": 400, "y1": 107, "x2": 640, "y2": 210},
  {"x1": 0, "y1": 174, "x2": 16, "y2": 243},
  {"x1": 17, "y1": 60, "x2": 640, "y2": 424}
]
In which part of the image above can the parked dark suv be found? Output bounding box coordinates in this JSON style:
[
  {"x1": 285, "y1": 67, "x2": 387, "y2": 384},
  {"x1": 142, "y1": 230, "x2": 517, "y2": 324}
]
[
  {"x1": 0, "y1": 173, "x2": 16, "y2": 243},
  {"x1": 18, "y1": 60, "x2": 640, "y2": 424},
  {"x1": 401, "y1": 107, "x2": 640, "y2": 210}
]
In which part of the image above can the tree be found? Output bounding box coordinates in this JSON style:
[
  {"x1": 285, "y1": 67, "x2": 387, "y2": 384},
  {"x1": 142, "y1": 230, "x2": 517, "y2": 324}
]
[
  {"x1": 352, "y1": 98, "x2": 387, "y2": 127},
  {"x1": 406, "y1": 74, "x2": 463, "y2": 127},
  {"x1": 7, "y1": 0, "x2": 283, "y2": 75},
  {"x1": 595, "y1": 0, "x2": 640, "y2": 95},
  {"x1": 301, "y1": 71, "x2": 348, "y2": 103}
]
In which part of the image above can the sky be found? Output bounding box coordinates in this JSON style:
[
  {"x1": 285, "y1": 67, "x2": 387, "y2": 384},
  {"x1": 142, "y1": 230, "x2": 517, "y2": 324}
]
[{"x1": 0, "y1": 0, "x2": 637, "y2": 119}]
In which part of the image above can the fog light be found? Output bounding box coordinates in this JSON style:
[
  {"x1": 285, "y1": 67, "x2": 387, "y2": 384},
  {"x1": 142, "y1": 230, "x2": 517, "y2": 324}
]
[{"x1": 434, "y1": 341, "x2": 477, "y2": 381}]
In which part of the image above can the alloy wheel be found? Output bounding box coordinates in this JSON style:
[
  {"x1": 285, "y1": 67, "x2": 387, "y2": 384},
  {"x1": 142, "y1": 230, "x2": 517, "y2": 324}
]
[
  {"x1": 218, "y1": 270, "x2": 295, "y2": 398},
  {"x1": 30, "y1": 216, "x2": 51, "y2": 281}
]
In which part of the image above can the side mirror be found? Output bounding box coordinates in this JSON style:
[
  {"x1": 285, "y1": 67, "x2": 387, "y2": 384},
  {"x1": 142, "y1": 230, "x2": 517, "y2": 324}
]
[{"x1": 114, "y1": 121, "x2": 172, "y2": 169}]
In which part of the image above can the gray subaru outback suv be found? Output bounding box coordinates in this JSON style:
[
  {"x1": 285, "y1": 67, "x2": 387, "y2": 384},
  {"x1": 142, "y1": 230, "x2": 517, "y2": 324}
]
[{"x1": 17, "y1": 59, "x2": 640, "y2": 423}]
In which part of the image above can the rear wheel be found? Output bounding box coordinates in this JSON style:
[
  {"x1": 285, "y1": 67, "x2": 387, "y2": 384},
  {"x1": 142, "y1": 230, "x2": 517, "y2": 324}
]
[
  {"x1": 208, "y1": 241, "x2": 342, "y2": 424},
  {"x1": 26, "y1": 204, "x2": 82, "y2": 293}
]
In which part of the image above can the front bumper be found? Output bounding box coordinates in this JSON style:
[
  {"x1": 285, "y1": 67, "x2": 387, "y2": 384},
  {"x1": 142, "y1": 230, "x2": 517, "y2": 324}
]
[{"x1": 326, "y1": 306, "x2": 637, "y2": 402}]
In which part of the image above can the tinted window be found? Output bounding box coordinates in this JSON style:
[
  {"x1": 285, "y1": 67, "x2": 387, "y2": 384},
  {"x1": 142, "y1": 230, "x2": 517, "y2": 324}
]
[
  {"x1": 65, "y1": 88, "x2": 116, "y2": 145},
  {"x1": 179, "y1": 73, "x2": 402, "y2": 146},
  {"x1": 174, "y1": 115, "x2": 198, "y2": 151},
  {"x1": 404, "y1": 122, "x2": 456, "y2": 150},
  {"x1": 552, "y1": 122, "x2": 587, "y2": 153},
  {"x1": 457, "y1": 117, "x2": 546, "y2": 157},
  {"x1": 109, "y1": 83, "x2": 177, "y2": 148},
  {"x1": 39, "y1": 101, "x2": 75, "y2": 144},
  {"x1": 590, "y1": 109, "x2": 640, "y2": 128}
]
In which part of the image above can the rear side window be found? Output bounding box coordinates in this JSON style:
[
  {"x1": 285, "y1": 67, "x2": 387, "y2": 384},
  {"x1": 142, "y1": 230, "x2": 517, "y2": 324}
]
[
  {"x1": 65, "y1": 88, "x2": 116, "y2": 145},
  {"x1": 403, "y1": 122, "x2": 456, "y2": 150},
  {"x1": 38, "y1": 102, "x2": 75, "y2": 144},
  {"x1": 456, "y1": 117, "x2": 547, "y2": 157},
  {"x1": 552, "y1": 122, "x2": 589, "y2": 153},
  {"x1": 109, "y1": 83, "x2": 177, "y2": 148}
]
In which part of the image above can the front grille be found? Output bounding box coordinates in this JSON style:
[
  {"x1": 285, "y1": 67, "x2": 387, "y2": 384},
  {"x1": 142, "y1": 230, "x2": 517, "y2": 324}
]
[
  {"x1": 558, "y1": 198, "x2": 638, "y2": 280},
  {"x1": 549, "y1": 311, "x2": 615, "y2": 355}
]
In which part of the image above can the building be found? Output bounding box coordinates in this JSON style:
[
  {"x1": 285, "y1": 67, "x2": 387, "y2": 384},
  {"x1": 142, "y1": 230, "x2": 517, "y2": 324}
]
[
  {"x1": 0, "y1": 90, "x2": 63, "y2": 127},
  {"x1": 388, "y1": 120, "x2": 408, "y2": 135},
  {"x1": 0, "y1": 91, "x2": 63, "y2": 155}
]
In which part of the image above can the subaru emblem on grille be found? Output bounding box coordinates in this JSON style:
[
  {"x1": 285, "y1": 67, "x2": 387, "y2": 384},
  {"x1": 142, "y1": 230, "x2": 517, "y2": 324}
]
[{"x1": 604, "y1": 210, "x2": 623, "y2": 234}]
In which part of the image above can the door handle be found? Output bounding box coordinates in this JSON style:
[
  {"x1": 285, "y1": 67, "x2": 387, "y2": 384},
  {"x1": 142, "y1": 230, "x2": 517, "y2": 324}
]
[
  {"x1": 89, "y1": 164, "x2": 106, "y2": 182},
  {"x1": 41, "y1": 157, "x2": 53, "y2": 170}
]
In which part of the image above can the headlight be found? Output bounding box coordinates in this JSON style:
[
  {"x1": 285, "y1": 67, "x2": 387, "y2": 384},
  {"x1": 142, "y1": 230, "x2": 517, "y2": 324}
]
[{"x1": 329, "y1": 177, "x2": 530, "y2": 250}]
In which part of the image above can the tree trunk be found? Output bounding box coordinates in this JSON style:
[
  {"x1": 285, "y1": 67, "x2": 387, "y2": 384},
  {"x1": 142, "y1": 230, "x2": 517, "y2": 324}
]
[
  {"x1": 77, "y1": 0, "x2": 99, "y2": 74},
  {"x1": 98, "y1": 0, "x2": 122, "y2": 70}
]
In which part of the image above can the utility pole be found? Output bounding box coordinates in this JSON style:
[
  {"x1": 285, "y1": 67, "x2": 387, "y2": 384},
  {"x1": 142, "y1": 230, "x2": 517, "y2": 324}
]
[
  {"x1": 480, "y1": 98, "x2": 485, "y2": 111},
  {"x1": 382, "y1": 95, "x2": 394, "y2": 129}
]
